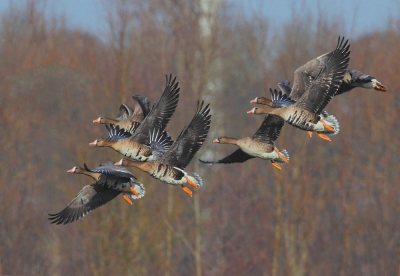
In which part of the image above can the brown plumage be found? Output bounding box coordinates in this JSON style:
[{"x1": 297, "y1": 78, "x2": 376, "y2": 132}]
[
  {"x1": 199, "y1": 115, "x2": 289, "y2": 170},
  {"x1": 248, "y1": 36, "x2": 350, "y2": 142},
  {"x1": 89, "y1": 75, "x2": 179, "y2": 161},
  {"x1": 115, "y1": 101, "x2": 211, "y2": 197},
  {"x1": 48, "y1": 162, "x2": 145, "y2": 225}
]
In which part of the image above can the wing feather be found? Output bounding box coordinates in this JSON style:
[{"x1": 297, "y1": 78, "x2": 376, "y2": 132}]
[
  {"x1": 48, "y1": 184, "x2": 121, "y2": 225},
  {"x1": 129, "y1": 74, "x2": 180, "y2": 145},
  {"x1": 294, "y1": 37, "x2": 350, "y2": 114},
  {"x1": 160, "y1": 101, "x2": 211, "y2": 169}
]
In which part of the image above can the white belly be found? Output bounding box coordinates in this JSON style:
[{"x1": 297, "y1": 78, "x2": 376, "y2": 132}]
[{"x1": 241, "y1": 146, "x2": 278, "y2": 161}]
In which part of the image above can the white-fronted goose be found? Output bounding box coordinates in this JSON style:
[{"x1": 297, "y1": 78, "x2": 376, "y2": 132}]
[
  {"x1": 89, "y1": 75, "x2": 179, "y2": 161},
  {"x1": 48, "y1": 161, "x2": 145, "y2": 225},
  {"x1": 94, "y1": 94, "x2": 151, "y2": 134},
  {"x1": 258, "y1": 70, "x2": 386, "y2": 101},
  {"x1": 252, "y1": 89, "x2": 339, "y2": 141},
  {"x1": 336, "y1": 69, "x2": 386, "y2": 94},
  {"x1": 115, "y1": 101, "x2": 211, "y2": 197},
  {"x1": 199, "y1": 114, "x2": 289, "y2": 170},
  {"x1": 248, "y1": 37, "x2": 350, "y2": 142},
  {"x1": 66, "y1": 161, "x2": 145, "y2": 204}
]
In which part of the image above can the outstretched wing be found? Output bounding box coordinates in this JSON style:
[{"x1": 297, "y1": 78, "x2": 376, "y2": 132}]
[
  {"x1": 116, "y1": 104, "x2": 135, "y2": 121},
  {"x1": 277, "y1": 81, "x2": 292, "y2": 96},
  {"x1": 252, "y1": 115, "x2": 285, "y2": 144},
  {"x1": 199, "y1": 149, "x2": 253, "y2": 165},
  {"x1": 129, "y1": 74, "x2": 180, "y2": 145},
  {"x1": 290, "y1": 37, "x2": 349, "y2": 101},
  {"x1": 295, "y1": 37, "x2": 350, "y2": 114},
  {"x1": 105, "y1": 125, "x2": 133, "y2": 141},
  {"x1": 149, "y1": 128, "x2": 174, "y2": 160},
  {"x1": 90, "y1": 161, "x2": 136, "y2": 180},
  {"x1": 130, "y1": 95, "x2": 152, "y2": 122},
  {"x1": 160, "y1": 101, "x2": 211, "y2": 169},
  {"x1": 48, "y1": 184, "x2": 120, "y2": 225},
  {"x1": 270, "y1": 89, "x2": 296, "y2": 108}
]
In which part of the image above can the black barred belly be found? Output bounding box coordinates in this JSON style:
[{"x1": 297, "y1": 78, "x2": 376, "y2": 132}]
[
  {"x1": 286, "y1": 111, "x2": 315, "y2": 131},
  {"x1": 151, "y1": 164, "x2": 185, "y2": 184}
]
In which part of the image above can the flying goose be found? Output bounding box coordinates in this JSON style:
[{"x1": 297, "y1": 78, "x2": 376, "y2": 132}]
[
  {"x1": 199, "y1": 114, "x2": 289, "y2": 170},
  {"x1": 94, "y1": 95, "x2": 152, "y2": 136},
  {"x1": 253, "y1": 69, "x2": 386, "y2": 108},
  {"x1": 48, "y1": 161, "x2": 145, "y2": 225},
  {"x1": 115, "y1": 101, "x2": 211, "y2": 197},
  {"x1": 248, "y1": 37, "x2": 350, "y2": 141},
  {"x1": 89, "y1": 75, "x2": 179, "y2": 161}
]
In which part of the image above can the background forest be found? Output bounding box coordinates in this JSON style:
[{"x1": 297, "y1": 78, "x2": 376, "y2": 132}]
[{"x1": 0, "y1": 0, "x2": 399, "y2": 275}]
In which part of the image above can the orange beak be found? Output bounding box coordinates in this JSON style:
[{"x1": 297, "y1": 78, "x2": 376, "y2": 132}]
[
  {"x1": 250, "y1": 98, "x2": 257, "y2": 103},
  {"x1": 247, "y1": 109, "x2": 254, "y2": 114},
  {"x1": 114, "y1": 161, "x2": 122, "y2": 166},
  {"x1": 89, "y1": 141, "x2": 96, "y2": 146},
  {"x1": 67, "y1": 169, "x2": 73, "y2": 173},
  {"x1": 93, "y1": 118, "x2": 101, "y2": 123},
  {"x1": 212, "y1": 139, "x2": 219, "y2": 143},
  {"x1": 372, "y1": 80, "x2": 387, "y2": 92}
]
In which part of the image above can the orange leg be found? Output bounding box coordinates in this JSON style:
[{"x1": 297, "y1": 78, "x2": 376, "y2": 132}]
[
  {"x1": 274, "y1": 148, "x2": 289, "y2": 163},
  {"x1": 319, "y1": 119, "x2": 335, "y2": 132},
  {"x1": 181, "y1": 185, "x2": 193, "y2": 197},
  {"x1": 122, "y1": 192, "x2": 133, "y2": 204},
  {"x1": 271, "y1": 162, "x2": 282, "y2": 170},
  {"x1": 130, "y1": 183, "x2": 139, "y2": 197},
  {"x1": 317, "y1": 132, "x2": 331, "y2": 142},
  {"x1": 308, "y1": 131, "x2": 313, "y2": 137},
  {"x1": 184, "y1": 176, "x2": 199, "y2": 189}
]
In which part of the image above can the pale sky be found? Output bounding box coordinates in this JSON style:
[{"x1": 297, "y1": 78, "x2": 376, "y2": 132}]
[{"x1": 0, "y1": 0, "x2": 398, "y2": 39}]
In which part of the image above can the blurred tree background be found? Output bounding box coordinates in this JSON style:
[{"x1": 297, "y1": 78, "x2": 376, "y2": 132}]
[{"x1": 0, "y1": 0, "x2": 399, "y2": 275}]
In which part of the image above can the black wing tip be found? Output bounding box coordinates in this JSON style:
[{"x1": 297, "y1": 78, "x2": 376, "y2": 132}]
[
  {"x1": 48, "y1": 213, "x2": 67, "y2": 225},
  {"x1": 199, "y1": 159, "x2": 215, "y2": 165},
  {"x1": 166, "y1": 73, "x2": 178, "y2": 88},
  {"x1": 336, "y1": 36, "x2": 350, "y2": 52},
  {"x1": 83, "y1": 163, "x2": 90, "y2": 171}
]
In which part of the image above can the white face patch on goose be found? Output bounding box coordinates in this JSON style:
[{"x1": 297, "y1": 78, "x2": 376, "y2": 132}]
[{"x1": 361, "y1": 80, "x2": 376, "y2": 89}]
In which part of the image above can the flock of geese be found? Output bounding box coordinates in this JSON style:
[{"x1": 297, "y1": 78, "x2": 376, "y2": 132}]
[{"x1": 49, "y1": 36, "x2": 386, "y2": 225}]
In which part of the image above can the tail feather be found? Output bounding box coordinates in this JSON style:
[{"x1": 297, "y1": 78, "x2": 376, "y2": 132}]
[
  {"x1": 320, "y1": 112, "x2": 340, "y2": 136},
  {"x1": 125, "y1": 182, "x2": 146, "y2": 200},
  {"x1": 275, "y1": 149, "x2": 290, "y2": 164},
  {"x1": 187, "y1": 172, "x2": 203, "y2": 189}
]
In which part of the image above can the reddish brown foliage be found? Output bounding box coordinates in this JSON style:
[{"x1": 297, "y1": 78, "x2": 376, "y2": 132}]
[{"x1": 0, "y1": 1, "x2": 398, "y2": 275}]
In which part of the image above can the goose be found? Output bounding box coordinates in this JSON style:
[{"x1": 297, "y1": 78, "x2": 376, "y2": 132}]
[
  {"x1": 253, "y1": 70, "x2": 386, "y2": 109},
  {"x1": 48, "y1": 161, "x2": 145, "y2": 225},
  {"x1": 252, "y1": 89, "x2": 339, "y2": 141},
  {"x1": 93, "y1": 94, "x2": 152, "y2": 136},
  {"x1": 248, "y1": 36, "x2": 350, "y2": 142},
  {"x1": 336, "y1": 69, "x2": 386, "y2": 94},
  {"x1": 199, "y1": 114, "x2": 289, "y2": 170},
  {"x1": 115, "y1": 101, "x2": 211, "y2": 197},
  {"x1": 89, "y1": 75, "x2": 180, "y2": 161}
]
